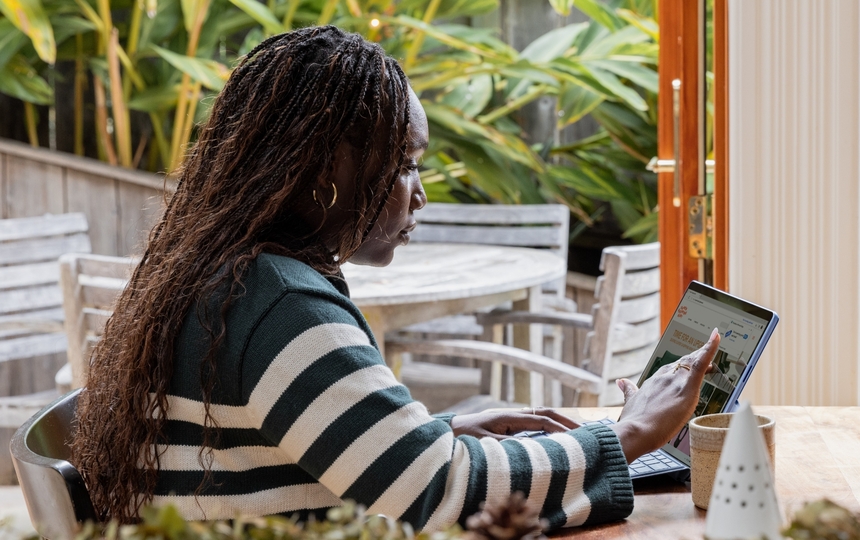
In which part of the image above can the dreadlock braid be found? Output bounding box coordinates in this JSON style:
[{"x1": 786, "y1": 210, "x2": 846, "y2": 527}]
[{"x1": 71, "y1": 26, "x2": 412, "y2": 523}]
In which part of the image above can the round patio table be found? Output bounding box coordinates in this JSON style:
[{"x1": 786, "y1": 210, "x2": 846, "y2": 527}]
[{"x1": 341, "y1": 243, "x2": 566, "y2": 357}]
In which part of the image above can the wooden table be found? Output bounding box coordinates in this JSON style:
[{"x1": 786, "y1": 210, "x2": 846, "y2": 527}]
[
  {"x1": 342, "y1": 243, "x2": 566, "y2": 355},
  {"x1": 553, "y1": 406, "x2": 860, "y2": 539}
]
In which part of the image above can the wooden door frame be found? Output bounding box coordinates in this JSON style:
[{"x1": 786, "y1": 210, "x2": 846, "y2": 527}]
[{"x1": 658, "y1": 0, "x2": 729, "y2": 327}]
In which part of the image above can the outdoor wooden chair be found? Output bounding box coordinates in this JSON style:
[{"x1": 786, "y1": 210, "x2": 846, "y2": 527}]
[
  {"x1": 389, "y1": 242, "x2": 661, "y2": 410},
  {"x1": 10, "y1": 388, "x2": 97, "y2": 539},
  {"x1": 59, "y1": 253, "x2": 135, "y2": 389},
  {"x1": 392, "y1": 203, "x2": 577, "y2": 411},
  {"x1": 0, "y1": 213, "x2": 91, "y2": 484}
]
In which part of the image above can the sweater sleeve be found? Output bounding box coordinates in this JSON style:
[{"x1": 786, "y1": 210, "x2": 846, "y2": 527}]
[{"x1": 241, "y1": 293, "x2": 633, "y2": 531}]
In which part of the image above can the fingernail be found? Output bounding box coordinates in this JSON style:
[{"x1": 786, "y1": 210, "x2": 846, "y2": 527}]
[
  {"x1": 711, "y1": 327, "x2": 719, "y2": 341},
  {"x1": 616, "y1": 379, "x2": 625, "y2": 391}
]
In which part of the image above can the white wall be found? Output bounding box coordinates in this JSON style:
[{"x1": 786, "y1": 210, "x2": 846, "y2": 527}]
[{"x1": 728, "y1": 0, "x2": 860, "y2": 405}]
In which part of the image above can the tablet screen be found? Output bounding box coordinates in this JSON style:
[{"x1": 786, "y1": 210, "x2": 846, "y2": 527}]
[{"x1": 638, "y1": 284, "x2": 772, "y2": 460}]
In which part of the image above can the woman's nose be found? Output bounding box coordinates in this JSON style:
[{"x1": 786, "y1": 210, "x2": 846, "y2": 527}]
[{"x1": 412, "y1": 182, "x2": 427, "y2": 211}]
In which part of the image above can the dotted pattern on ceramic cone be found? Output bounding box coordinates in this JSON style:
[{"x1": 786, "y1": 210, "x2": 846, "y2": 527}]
[{"x1": 709, "y1": 461, "x2": 779, "y2": 518}]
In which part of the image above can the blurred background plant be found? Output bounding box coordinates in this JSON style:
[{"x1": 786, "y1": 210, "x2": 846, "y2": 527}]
[{"x1": 0, "y1": 0, "x2": 657, "y2": 250}]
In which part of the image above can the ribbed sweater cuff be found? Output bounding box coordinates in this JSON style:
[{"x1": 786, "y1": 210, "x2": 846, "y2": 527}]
[
  {"x1": 579, "y1": 423, "x2": 634, "y2": 525},
  {"x1": 431, "y1": 412, "x2": 456, "y2": 426}
]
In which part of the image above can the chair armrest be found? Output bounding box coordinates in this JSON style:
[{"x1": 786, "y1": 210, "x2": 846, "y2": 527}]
[
  {"x1": 386, "y1": 337, "x2": 602, "y2": 394},
  {"x1": 475, "y1": 309, "x2": 594, "y2": 329}
]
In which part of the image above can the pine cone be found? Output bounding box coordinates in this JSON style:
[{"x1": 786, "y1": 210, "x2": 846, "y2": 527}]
[{"x1": 465, "y1": 492, "x2": 547, "y2": 540}]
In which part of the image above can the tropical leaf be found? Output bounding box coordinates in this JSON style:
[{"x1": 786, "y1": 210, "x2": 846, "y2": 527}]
[
  {"x1": 440, "y1": 74, "x2": 493, "y2": 119},
  {"x1": 519, "y1": 23, "x2": 586, "y2": 63},
  {"x1": 622, "y1": 210, "x2": 658, "y2": 243},
  {"x1": 228, "y1": 0, "x2": 283, "y2": 34},
  {"x1": 128, "y1": 84, "x2": 180, "y2": 112},
  {"x1": 396, "y1": 0, "x2": 498, "y2": 19},
  {"x1": 0, "y1": 55, "x2": 52, "y2": 103},
  {"x1": 578, "y1": 63, "x2": 647, "y2": 111},
  {"x1": 547, "y1": 0, "x2": 575, "y2": 16},
  {"x1": 617, "y1": 7, "x2": 658, "y2": 42},
  {"x1": 0, "y1": 19, "x2": 27, "y2": 72},
  {"x1": 586, "y1": 59, "x2": 658, "y2": 93},
  {"x1": 150, "y1": 44, "x2": 229, "y2": 91},
  {"x1": 0, "y1": 0, "x2": 56, "y2": 63},
  {"x1": 179, "y1": 0, "x2": 209, "y2": 34},
  {"x1": 558, "y1": 83, "x2": 604, "y2": 127},
  {"x1": 573, "y1": 0, "x2": 624, "y2": 32}
]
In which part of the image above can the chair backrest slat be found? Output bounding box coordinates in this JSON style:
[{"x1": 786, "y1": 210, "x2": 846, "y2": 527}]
[
  {"x1": 411, "y1": 203, "x2": 570, "y2": 294},
  {"x1": 0, "y1": 261, "x2": 59, "y2": 291},
  {"x1": 0, "y1": 233, "x2": 91, "y2": 266},
  {"x1": 0, "y1": 213, "x2": 88, "y2": 243},
  {"x1": 60, "y1": 254, "x2": 136, "y2": 388},
  {"x1": 583, "y1": 242, "x2": 661, "y2": 406},
  {"x1": 0, "y1": 285, "x2": 62, "y2": 315}
]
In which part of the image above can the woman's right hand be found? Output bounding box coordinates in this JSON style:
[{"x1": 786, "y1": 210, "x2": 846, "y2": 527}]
[{"x1": 609, "y1": 328, "x2": 721, "y2": 463}]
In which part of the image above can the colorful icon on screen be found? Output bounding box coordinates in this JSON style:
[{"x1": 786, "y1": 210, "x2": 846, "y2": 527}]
[
  {"x1": 724, "y1": 330, "x2": 732, "y2": 338},
  {"x1": 743, "y1": 334, "x2": 748, "y2": 339}
]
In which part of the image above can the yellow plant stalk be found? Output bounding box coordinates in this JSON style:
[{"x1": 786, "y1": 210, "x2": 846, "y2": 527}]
[
  {"x1": 74, "y1": 33, "x2": 86, "y2": 156},
  {"x1": 123, "y1": 0, "x2": 145, "y2": 101},
  {"x1": 177, "y1": 81, "x2": 202, "y2": 160},
  {"x1": 283, "y1": 0, "x2": 300, "y2": 30},
  {"x1": 23, "y1": 102, "x2": 38, "y2": 147},
  {"x1": 93, "y1": 76, "x2": 118, "y2": 165},
  {"x1": 316, "y1": 0, "x2": 338, "y2": 26},
  {"x1": 108, "y1": 29, "x2": 132, "y2": 167},
  {"x1": 404, "y1": 0, "x2": 442, "y2": 70},
  {"x1": 168, "y1": 0, "x2": 211, "y2": 171}
]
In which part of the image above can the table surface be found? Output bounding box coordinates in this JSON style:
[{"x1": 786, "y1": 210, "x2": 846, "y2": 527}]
[
  {"x1": 552, "y1": 406, "x2": 860, "y2": 539},
  {"x1": 341, "y1": 243, "x2": 566, "y2": 307}
]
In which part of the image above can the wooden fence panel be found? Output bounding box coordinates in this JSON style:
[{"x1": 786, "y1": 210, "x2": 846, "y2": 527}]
[
  {"x1": 4, "y1": 155, "x2": 65, "y2": 219},
  {"x1": 118, "y1": 182, "x2": 164, "y2": 256},
  {"x1": 66, "y1": 170, "x2": 119, "y2": 255},
  {"x1": 0, "y1": 139, "x2": 169, "y2": 257}
]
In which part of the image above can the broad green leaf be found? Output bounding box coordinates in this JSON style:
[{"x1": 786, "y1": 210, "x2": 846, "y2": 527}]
[
  {"x1": 0, "y1": 0, "x2": 56, "y2": 63},
  {"x1": 617, "y1": 8, "x2": 658, "y2": 42},
  {"x1": 238, "y1": 26, "x2": 263, "y2": 56},
  {"x1": 396, "y1": 0, "x2": 498, "y2": 19},
  {"x1": 574, "y1": 0, "x2": 624, "y2": 31},
  {"x1": 228, "y1": 0, "x2": 283, "y2": 34},
  {"x1": 586, "y1": 59, "x2": 658, "y2": 93},
  {"x1": 579, "y1": 64, "x2": 647, "y2": 111},
  {"x1": 581, "y1": 25, "x2": 650, "y2": 58},
  {"x1": 558, "y1": 83, "x2": 604, "y2": 127},
  {"x1": 179, "y1": 0, "x2": 210, "y2": 34},
  {"x1": 0, "y1": 20, "x2": 27, "y2": 72},
  {"x1": 546, "y1": 165, "x2": 623, "y2": 201},
  {"x1": 548, "y1": 0, "x2": 575, "y2": 16},
  {"x1": 150, "y1": 44, "x2": 229, "y2": 91},
  {"x1": 128, "y1": 84, "x2": 180, "y2": 112},
  {"x1": 520, "y1": 23, "x2": 586, "y2": 63},
  {"x1": 0, "y1": 55, "x2": 52, "y2": 103},
  {"x1": 622, "y1": 211, "x2": 658, "y2": 242},
  {"x1": 50, "y1": 15, "x2": 96, "y2": 43},
  {"x1": 440, "y1": 74, "x2": 492, "y2": 119},
  {"x1": 384, "y1": 15, "x2": 514, "y2": 61}
]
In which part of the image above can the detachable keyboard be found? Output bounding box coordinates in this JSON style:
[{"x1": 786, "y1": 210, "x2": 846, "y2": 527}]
[{"x1": 584, "y1": 418, "x2": 688, "y2": 478}]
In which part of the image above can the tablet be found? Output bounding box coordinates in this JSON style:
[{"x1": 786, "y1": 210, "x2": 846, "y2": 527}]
[{"x1": 637, "y1": 280, "x2": 780, "y2": 467}]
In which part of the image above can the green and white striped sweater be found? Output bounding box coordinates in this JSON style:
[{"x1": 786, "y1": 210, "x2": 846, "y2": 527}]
[{"x1": 152, "y1": 253, "x2": 633, "y2": 530}]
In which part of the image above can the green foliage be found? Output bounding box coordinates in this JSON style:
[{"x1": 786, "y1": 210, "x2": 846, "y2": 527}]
[
  {"x1": 66, "y1": 502, "x2": 464, "y2": 540},
  {"x1": 0, "y1": 0, "x2": 659, "y2": 243}
]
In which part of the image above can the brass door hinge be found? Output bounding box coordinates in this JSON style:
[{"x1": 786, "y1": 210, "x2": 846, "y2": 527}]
[{"x1": 688, "y1": 194, "x2": 713, "y2": 260}]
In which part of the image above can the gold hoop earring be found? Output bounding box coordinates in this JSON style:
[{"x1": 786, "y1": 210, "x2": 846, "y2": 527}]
[{"x1": 313, "y1": 185, "x2": 338, "y2": 209}]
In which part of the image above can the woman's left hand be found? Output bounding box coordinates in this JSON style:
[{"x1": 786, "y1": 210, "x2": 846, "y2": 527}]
[{"x1": 449, "y1": 408, "x2": 580, "y2": 440}]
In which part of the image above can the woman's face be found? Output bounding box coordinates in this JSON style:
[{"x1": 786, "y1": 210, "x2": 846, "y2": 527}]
[{"x1": 348, "y1": 88, "x2": 428, "y2": 267}]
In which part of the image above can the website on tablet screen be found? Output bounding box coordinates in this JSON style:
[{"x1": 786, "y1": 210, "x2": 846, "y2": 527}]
[{"x1": 642, "y1": 290, "x2": 769, "y2": 455}]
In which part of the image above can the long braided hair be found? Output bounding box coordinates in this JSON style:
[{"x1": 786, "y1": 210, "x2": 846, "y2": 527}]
[{"x1": 71, "y1": 26, "x2": 412, "y2": 523}]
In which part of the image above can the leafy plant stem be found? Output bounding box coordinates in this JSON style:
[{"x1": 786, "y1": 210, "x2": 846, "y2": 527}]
[
  {"x1": 74, "y1": 34, "x2": 85, "y2": 156},
  {"x1": 404, "y1": 0, "x2": 443, "y2": 70},
  {"x1": 317, "y1": 0, "x2": 338, "y2": 26},
  {"x1": 169, "y1": 0, "x2": 210, "y2": 171},
  {"x1": 283, "y1": 0, "x2": 300, "y2": 30},
  {"x1": 93, "y1": 75, "x2": 117, "y2": 164},
  {"x1": 123, "y1": 0, "x2": 145, "y2": 100},
  {"x1": 23, "y1": 102, "x2": 38, "y2": 147},
  {"x1": 108, "y1": 29, "x2": 132, "y2": 167},
  {"x1": 178, "y1": 81, "x2": 202, "y2": 161},
  {"x1": 477, "y1": 85, "x2": 548, "y2": 125}
]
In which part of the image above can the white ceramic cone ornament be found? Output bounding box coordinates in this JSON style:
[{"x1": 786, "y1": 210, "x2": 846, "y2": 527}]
[{"x1": 704, "y1": 402, "x2": 783, "y2": 540}]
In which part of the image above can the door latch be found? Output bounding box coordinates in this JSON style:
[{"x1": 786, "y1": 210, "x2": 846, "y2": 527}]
[{"x1": 688, "y1": 194, "x2": 713, "y2": 260}]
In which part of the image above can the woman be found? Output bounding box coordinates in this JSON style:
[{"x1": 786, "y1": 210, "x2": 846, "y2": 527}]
[{"x1": 72, "y1": 26, "x2": 720, "y2": 530}]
